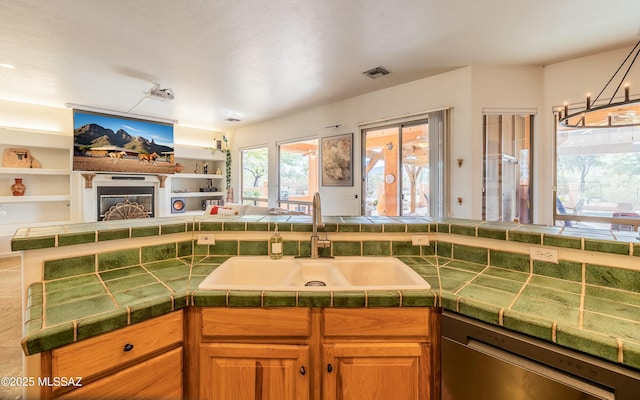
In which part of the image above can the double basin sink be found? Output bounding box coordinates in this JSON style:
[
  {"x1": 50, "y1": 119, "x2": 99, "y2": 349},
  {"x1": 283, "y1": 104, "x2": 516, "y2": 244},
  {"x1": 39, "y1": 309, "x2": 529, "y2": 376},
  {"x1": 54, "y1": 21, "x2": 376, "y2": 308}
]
[{"x1": 198, "y1": 256, "x2": 431, "y2": 291}]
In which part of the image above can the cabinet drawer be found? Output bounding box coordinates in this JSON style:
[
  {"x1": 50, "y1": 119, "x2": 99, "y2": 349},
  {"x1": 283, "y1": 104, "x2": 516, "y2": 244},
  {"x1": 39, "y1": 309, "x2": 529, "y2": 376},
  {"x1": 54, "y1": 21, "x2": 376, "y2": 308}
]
[
  {"x1": 56, "y1": 347, "x2": 183, "y2": 400},
  {"x1": 324, "y1": 308, "x2": 431, "y2": 338},
  {"x1": 201, "y1": 308, "x2": 310, "y2": 337},
  {"x1": 52, "y1": 311, "x2": 183, "y2": 380}
]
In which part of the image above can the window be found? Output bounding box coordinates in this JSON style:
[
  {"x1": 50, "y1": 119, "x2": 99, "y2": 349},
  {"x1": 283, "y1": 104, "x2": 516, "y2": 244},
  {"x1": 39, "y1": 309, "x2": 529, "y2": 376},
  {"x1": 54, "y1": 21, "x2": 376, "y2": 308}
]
[
  {"x1": 482, "y1": 113, "x2": 533, "y2": 224},
  {"x1": 362, "y1": 110, "x2": 447, "y2": 217},
  {"x1": 278, "y1": 138, "x2": 318, "y2": 215},
  {"x1": 554, "y1": 118, "x2": 640, "y2": 230},
  {"x1": 240, "y1": 146, "x2": 268, "y2": 206}
]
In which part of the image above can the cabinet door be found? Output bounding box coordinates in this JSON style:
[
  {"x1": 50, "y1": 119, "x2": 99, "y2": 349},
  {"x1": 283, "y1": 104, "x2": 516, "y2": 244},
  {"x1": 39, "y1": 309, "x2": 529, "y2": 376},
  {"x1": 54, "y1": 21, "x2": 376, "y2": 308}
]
[
  {"x1": 56, "y1": 347, "x2": 182, "y2": 399},
  {"x1": 200, "y1": 343, "x2": 310, "y2": 400},
  {"x1": 323, "y1": 343, "x2": 431, "y2": 400}
]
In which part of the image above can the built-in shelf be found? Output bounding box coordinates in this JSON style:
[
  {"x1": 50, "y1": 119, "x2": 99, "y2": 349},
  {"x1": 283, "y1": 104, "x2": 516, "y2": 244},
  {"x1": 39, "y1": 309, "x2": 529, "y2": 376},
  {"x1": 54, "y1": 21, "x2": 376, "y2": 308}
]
[
  {"x1": 167, "y1": 144, "x2": 226, "y2": 214},
  {"x1": 171, "y1": 191, "x2": 224, "y2": 198},
  {"x1": 0, "y1": 195, "x2": 71, "y2": 203},
  {"x1": 173, "y1": 173, "x2": 224, "y2": 179},
  {"x1": 0, "y1": 167, "x2": 71, "y2": 176},
  {"x1": 181, "y1": 210, "x2": 208, "y2": 216},
  {"x1": 0, "y1": 129, "x2": 73, "y2": 247}
]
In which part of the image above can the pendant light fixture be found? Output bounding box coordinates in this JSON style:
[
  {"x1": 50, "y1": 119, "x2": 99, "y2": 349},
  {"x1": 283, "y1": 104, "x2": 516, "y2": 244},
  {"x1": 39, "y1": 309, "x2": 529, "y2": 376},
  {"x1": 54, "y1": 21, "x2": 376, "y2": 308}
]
[{"x1": 559, "y1": 40, "x2": 640, "y2": 128}]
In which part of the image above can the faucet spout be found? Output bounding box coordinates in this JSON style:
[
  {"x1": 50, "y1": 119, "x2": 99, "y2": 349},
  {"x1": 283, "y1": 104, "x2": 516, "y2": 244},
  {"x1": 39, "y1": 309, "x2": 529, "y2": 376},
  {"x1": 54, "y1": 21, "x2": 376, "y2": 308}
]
[
  {"x1": 312, "y1": 192, "x2": 324, "y2": 235},
  {"x1": 310, "y1": 192, "x2": 327, "y2": 258}
]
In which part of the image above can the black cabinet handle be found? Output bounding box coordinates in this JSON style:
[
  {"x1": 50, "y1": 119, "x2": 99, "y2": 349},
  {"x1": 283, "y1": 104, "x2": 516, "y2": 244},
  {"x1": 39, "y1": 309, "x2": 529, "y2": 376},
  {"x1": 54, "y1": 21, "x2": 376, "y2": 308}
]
[
  {"x1": 327, "y1": 363, "x2": 333, "y2": 373},
  {"x1": 300, "y1": 366, "x2": 306, "y2": 376},
  {"x1": 123, "y1": 343, "x2": 134, "y2": 352}
]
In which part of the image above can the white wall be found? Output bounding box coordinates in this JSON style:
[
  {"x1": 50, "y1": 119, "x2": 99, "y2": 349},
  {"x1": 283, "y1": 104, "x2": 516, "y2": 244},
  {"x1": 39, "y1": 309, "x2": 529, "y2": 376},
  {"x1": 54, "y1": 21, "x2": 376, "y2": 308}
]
[
  {"x1": 230, "y1": 46, "x2": 638, "y2": 223},
  {"x1": 0, "y1": 100, "x2": 71, "y2": 133},
  {"x1": 1, "y1": 44, "x2": 637, "y2": 231},
  {"x1": 230, "y1": 65, "x2": 545, "y2": 219},
  {"x1": 230, "y1": 67, "x2": 473, "y2": 216}
]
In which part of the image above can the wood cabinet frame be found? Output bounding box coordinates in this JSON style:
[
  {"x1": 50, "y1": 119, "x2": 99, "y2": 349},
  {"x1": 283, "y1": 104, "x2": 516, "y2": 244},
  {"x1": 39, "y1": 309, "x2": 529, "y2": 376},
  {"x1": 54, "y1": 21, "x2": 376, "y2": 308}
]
[
  {"x1": 38, "y1": 307, "x2": 440, "y2": 399},
  {"x1": 187, "y1": 307, "x2": 440, "y2": 400}
]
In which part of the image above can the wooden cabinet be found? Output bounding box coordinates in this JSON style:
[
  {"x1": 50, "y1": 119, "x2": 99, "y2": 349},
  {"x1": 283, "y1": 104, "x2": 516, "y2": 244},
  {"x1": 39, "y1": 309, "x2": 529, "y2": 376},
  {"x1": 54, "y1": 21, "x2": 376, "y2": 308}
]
[
  {"x1": 199, "y1": 343, "x2": 310, "y2": 400},
  {"x1": 37, "y1": 307, "x2": 439, "y2": 400},
  {"x1": 56, "y1": 348, "x2": 183, "y2": 400},
  {"x1": 323, "y1": 308, "x2": 437, "y2": 400},
  {"x1": 42, "y1": 311, "x2": 184, "y2": 399},
  {"x1": 323, "y1": 343, "x2": 430, "y2": 400},
  {"x1": 190, "y1": 307, "x2": 440, "y2": 400},
  {"x1": 195, "y1": 308, "x2": 313, "y2": 400}
]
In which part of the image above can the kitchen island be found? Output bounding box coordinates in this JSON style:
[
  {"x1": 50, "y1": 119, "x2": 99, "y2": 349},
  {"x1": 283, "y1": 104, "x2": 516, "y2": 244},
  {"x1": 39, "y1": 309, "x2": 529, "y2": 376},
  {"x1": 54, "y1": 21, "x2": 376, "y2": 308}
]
[{"x1": 14, "y1": 215, "x2": 640, "y2": 398}]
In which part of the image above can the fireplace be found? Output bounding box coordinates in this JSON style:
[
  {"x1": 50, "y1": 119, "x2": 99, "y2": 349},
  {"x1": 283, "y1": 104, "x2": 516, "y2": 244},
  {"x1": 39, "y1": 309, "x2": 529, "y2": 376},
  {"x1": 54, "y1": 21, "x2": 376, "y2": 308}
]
[{"x1": 97, "y1": 186, "x2": 154, "y2": 221}]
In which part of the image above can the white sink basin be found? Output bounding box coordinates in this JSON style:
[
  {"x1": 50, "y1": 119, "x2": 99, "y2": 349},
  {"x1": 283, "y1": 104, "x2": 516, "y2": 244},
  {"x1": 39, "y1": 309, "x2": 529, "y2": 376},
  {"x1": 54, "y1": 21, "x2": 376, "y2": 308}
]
[
  {"x1": 197, "y1": 256, "x2": 431, "y2": 291},
  {"x1": 333, "y1": 258, "x2": 428, "y2": 287}
]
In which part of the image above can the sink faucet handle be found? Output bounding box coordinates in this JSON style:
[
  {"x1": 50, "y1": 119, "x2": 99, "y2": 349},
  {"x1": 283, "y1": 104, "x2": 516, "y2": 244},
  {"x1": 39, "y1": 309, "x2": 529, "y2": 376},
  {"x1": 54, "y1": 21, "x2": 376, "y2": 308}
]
[{"x1": 317, "y1": 233, "x2": 330, "y2": 248}]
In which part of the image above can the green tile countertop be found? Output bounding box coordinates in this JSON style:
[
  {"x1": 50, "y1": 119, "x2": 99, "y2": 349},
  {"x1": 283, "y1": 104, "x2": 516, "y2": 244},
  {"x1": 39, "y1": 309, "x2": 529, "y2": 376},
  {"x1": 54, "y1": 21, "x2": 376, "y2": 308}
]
[
  {"x1": 12, "y1": 215, "x2": 640, "y2": 258},
  {"x1": 22, "y1": 254, "x2": 437, "y2": 356},
  {"x1": 22, "y1": 254, "x2": 640, "y2": 373}
]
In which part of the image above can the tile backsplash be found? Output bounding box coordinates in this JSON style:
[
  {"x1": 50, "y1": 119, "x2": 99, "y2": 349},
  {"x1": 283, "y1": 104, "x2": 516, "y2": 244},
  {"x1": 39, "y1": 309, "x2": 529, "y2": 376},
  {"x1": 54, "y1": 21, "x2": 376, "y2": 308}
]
[{"x1": 13, "y1": 216, "x2": 640, "y2": 299}]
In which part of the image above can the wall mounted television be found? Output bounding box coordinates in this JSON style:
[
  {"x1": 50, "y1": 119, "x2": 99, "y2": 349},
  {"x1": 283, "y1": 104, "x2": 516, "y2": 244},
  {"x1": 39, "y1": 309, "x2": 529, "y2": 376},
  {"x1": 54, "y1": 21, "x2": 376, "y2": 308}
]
[{"x1": 72, "y1": 110, "x2": 175, "y2": 174}]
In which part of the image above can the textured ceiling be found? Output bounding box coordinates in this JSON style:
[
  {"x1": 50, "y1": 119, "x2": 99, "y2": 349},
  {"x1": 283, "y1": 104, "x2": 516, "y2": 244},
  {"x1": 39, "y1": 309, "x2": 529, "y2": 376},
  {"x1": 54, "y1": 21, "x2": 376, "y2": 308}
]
[{"x1": 1, "y1": 0, "x2": 640, "y2": 132}]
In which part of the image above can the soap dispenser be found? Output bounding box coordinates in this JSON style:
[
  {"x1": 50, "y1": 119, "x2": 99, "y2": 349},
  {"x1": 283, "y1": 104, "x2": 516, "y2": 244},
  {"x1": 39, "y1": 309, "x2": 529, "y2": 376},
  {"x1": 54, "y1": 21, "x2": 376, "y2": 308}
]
[{"x1": 269, "y1": 224, "x2": 283, "y2": 259}]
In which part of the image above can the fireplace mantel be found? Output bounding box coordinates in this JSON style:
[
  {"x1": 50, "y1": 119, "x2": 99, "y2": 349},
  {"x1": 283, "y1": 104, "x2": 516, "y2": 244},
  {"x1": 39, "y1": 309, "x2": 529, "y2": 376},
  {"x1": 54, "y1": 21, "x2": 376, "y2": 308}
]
[{"x1": 81, "y1": 172, "x2": 168, "y2": 188}]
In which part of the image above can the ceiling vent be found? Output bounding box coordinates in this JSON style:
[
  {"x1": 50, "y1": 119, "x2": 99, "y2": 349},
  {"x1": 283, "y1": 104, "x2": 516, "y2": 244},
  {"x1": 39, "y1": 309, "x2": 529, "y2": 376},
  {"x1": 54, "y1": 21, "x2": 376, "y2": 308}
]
[
  {"x1": 362, "y1": 66, "x2": 390, "y2": 79},
  {"x1": 225, "y1": 118, "x2": 241, "y2": 122}
]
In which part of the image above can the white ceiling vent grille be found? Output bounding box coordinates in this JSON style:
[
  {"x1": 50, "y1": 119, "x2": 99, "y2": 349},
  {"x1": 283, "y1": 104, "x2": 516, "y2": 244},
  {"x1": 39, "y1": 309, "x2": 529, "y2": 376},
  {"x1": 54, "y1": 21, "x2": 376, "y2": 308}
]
[{"x1": 362, "y1": 66, "x2": 391, "y2": 79}]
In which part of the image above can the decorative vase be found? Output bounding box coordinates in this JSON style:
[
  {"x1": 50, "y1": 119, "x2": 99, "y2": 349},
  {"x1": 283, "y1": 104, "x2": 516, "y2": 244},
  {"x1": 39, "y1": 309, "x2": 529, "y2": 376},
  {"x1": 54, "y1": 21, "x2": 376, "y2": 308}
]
[
  {"x1": 11, "y1": 178, "x2": 26, "y2": 196},
  {"x1": 175, "y1": 163, "x2": 184, "y2": 173}
]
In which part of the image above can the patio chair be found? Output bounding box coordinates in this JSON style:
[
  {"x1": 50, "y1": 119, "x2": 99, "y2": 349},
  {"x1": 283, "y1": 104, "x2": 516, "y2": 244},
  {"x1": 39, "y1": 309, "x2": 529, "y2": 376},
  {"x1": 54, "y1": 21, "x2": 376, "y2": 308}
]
[{"x1": 610, "y1": 212, "x2": 640, "y2": 231}]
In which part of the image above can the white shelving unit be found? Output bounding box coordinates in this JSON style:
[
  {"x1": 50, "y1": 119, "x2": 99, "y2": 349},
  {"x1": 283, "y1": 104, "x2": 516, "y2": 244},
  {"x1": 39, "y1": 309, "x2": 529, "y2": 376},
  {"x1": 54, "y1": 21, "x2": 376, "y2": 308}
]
[
  {"x1": 169, "y1": 144, "x2": 226, "y2": 214},
  {"x1": 0, "y1": 128, "x2": 73, "y2": 250}
]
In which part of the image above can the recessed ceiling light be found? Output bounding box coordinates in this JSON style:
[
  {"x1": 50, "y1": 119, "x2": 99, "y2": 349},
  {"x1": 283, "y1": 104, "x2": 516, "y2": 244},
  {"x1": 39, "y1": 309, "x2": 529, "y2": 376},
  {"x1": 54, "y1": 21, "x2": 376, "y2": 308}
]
[{"x1": 0, "y1": 63, "x2": 16, "y2": 69}]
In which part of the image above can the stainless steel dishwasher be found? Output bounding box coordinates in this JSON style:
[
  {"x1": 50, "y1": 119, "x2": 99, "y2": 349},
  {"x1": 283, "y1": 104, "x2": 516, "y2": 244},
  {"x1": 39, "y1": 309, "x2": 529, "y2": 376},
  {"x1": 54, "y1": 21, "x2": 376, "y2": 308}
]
[{"x1": 442, "y1": 312, "x2": 640, "y2": 400}]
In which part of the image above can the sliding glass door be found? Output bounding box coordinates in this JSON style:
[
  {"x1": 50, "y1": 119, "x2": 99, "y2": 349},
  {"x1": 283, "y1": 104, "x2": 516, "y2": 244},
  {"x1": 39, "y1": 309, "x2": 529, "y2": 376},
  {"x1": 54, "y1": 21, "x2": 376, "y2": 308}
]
[
  {"x1": 482, "y1": 113, "x2": 533, "y2": 223},
  {"x1": 363, "y1": 111, "x2": 446, "y2": 217}
]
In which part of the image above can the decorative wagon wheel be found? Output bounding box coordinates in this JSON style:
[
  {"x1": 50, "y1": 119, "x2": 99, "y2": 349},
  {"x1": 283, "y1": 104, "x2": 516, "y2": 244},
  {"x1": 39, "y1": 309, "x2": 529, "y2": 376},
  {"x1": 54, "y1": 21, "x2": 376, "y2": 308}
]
[{"x1": 102, "y1": 200, "x2": 150, "y2": 220}]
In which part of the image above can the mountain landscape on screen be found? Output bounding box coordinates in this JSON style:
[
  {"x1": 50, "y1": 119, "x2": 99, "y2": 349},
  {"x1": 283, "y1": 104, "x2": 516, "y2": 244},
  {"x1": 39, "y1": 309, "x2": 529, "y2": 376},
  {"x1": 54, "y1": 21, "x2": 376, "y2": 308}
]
[
  {"x1": 72, "y1": 110, "x2": 175, "y2": 174},
  {"x1": 74, "y1": 123, "x2": 173, "y2": 155}
]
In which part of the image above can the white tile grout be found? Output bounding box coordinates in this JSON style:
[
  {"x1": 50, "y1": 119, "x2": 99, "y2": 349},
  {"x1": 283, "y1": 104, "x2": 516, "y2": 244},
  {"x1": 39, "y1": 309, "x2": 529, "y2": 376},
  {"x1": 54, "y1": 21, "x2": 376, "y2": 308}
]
[{"x1": 0, "y1": 256, "x2": 23, "y2": 399}]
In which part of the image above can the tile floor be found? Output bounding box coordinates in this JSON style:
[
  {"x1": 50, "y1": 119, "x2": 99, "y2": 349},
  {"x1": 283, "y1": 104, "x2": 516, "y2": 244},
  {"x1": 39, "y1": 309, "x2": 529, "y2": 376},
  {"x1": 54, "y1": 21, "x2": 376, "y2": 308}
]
[{"x1": 0, "y1": 256, "x2": 23, "y2": 400}]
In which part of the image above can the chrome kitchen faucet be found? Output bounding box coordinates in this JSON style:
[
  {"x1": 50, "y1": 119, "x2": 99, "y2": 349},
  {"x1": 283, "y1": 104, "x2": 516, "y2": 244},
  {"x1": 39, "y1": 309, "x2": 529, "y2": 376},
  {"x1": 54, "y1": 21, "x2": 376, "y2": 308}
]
[{"x1": 310, "y1": 192, "x2": 330, "y2": 258}]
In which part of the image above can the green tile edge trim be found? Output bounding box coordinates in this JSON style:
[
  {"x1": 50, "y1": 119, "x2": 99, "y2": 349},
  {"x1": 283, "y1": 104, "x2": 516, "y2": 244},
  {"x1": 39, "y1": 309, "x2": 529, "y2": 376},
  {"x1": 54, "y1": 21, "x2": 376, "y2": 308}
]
[{"x1": 10, "y1": 216, "x2": 640, "y2": 261}]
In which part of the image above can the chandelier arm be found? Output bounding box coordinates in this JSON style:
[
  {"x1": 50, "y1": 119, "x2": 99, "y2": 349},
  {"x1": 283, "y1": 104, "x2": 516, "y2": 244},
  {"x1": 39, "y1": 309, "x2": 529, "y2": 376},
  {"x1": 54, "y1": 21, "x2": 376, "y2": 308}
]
[
  {"x1": 593, "y1": 40, "x2": 640, "y2": 105},
  {"x1": 608, "y1": 44, "x2": 640, "y2": 104}
]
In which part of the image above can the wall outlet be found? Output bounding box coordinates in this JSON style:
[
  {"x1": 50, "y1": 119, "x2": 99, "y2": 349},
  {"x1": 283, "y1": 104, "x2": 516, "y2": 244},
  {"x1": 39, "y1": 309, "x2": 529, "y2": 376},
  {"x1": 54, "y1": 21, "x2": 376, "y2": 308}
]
[
  {"x1": 530, "y1": 247, "x2": 558, "y2": 263},
  {"x1": 197, "y1": 234, "x2": 216, "y2": 245},
  {"x1": 411, "y1": 235, "x2": 430, "y2": 246}
]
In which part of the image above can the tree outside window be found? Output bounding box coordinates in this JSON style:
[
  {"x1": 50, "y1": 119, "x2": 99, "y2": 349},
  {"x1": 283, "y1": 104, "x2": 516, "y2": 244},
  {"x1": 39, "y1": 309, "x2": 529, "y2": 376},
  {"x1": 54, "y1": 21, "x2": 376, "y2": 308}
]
[
  {"x1": 278, "y1": 139, "x2": 318, "y2": 214},
  {"x1": 241, "y1": 147, "x2": 268, "y2": 206}
]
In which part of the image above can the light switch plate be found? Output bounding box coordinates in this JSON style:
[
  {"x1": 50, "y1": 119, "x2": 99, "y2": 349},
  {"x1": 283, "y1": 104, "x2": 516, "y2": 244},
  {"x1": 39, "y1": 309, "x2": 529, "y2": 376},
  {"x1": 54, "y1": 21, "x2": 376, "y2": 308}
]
[
  {"x1": 411, "y1": 235, "x2": 430, "y2": 246},
  {"x1": 197, "y1": 234, "x2": 216, "y2": 245},
  {"x1": 530, "y1": 247, "x2": 558, "y2": 263}
]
